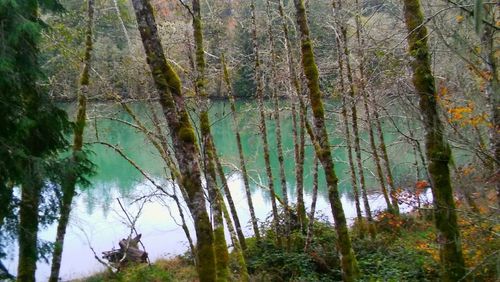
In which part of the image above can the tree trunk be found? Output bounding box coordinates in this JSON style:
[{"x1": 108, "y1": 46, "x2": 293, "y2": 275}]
[
  {"x1": 339, "y1": 20, "x2": 376, "y2": 238},
  {"x1": 341, "y1": 97, "x2": 364, "y2": 229},
  {"x1": 132, "y1": 103, "x2": 198, "y2": 260},
  {"x1": 0, "y1": 182, "x2": 13, "y2": 228},
  {"x1": 293, "y1": 0, "x2": 360, "y2": 280},
  {"x1": 352, "y1": 0, "x2": 394, "y2": 215},
  {"x1": 112, "y1": 0, "x2": 132, "y2": 49},
  {"x1": 49, "y1": 1, "x2": 94, "y2": 281},
  {"x1": 220, "y1": 193, "x2": 249, "y2": 282},
  {"x1": 361, "y1": 94, "x2": 393, "y2": 214},
  {"x1": 213, "y1": 146, "x2": 250, "y2": 279},
  {"x1": 221, "y1": 55, "x2": 261, "y2": 241},
  {"x1": 214, "y1": 152, "x2": 246, "y2": 250},
  {"x1": 191, "y1": 1, "x2": 230, "y2": 279},
  {"x1": 483, "y1": 23, "x2": 500, "y2": 206},
  {"x1": 250, "y1": 0, "x2": 281, "y2": 246},
  {"x1": 17, "y1": 164, "x2": 42, "y2": 282},
  {"x1": 304, "y1": 157, "x2": 319, "y2": 252},
  {"x1": 277, "y1": 0, "x2": 307, "y2": 231},
  {"x1": 48, "y1": 176, "x2": 76, "y2": 282},
  {"x1": 266, "y1": 0, "x2": 290, "y2": 246},
  {"x1": 130, "y1": 1, "x2": 216, "y2": 280},
  {"x1": 331, "y1": 2, "x2": 364, "y2": 232},
  {"x1": 402, "y1": 1, "x2": 466, "y2": 280},
  {"x1": 373, "y1": 105, "x2": 400, "y2": 214}
]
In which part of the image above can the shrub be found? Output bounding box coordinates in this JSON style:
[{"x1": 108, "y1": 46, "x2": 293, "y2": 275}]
[{"x1": 244, "y1": 217, "x2": 342, "y2": 281}]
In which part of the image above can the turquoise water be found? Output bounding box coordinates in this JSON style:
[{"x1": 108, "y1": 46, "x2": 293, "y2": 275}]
[{"x1": 5, "y1": 100, "x2": 437, "y2": 280}]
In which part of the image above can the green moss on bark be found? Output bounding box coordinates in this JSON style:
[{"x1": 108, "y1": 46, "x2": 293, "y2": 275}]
[
  {"x1": 131, "y1": 1, "x2": 217, "y2": 281},
  {"x1": 402, "y1": 0, "x2": 466, "y2": 280},
  {"x1": 293, "y1": 0, "x2": 359, "y2": 280}
]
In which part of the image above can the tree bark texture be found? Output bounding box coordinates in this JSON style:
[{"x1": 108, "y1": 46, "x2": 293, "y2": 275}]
[
  {"x1": 191, "y1": 1, "x2": 230, "y2": 279},
  {"x1": 130, "y1": 1, "x2": 216, "y2": 280},
  {"x1": 293, "y1": 0, "x2": 360, "y2": 280},
  {"x1": 402, "y1": 0, "x2": 466, "y2": 280},
  {"x1": 278, "y1": 0, "x2": 307, "y2": 230},
  {"x1": 17, "y1": 163, "x2": 42, "y2": 282}
]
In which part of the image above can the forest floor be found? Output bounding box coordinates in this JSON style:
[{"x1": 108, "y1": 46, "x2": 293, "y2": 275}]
[{"x1": 75, "y1": 195, "x2": 499, "y2": 282}]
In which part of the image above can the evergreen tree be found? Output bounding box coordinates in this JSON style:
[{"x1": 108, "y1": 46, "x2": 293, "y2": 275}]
[{"x1": 0, "y1": 0, "x2": 71, "y2": 280}]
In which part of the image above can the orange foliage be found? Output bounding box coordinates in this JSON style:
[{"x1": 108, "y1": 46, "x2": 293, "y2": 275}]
[
  {"x1": 458, "y1": 216, "x2": 499, "y2": 270},
  {"x1": 437, "y1": 83, "x2": 490, "y2": 127},
  {"x1": 415, "y1": 237, "x2": 440, "y2": 263},
  {"x1": 415, "y1": 180, "x2": 430, "y2": 191}
]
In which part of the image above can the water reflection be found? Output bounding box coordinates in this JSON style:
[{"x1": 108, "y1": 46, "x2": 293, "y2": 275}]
[{"x1": 5, "y1": 101, "x2": 424, "y2": 280}]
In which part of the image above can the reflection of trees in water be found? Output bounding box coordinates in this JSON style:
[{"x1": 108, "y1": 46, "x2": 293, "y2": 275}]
[{"x1": 78, "y1": 101, "x2": 442, "y2": 208}]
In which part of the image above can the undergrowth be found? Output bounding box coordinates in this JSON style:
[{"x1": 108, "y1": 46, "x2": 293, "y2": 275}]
[{"x1": 76, "y1": 204, "x2": 498, "y2": 281}]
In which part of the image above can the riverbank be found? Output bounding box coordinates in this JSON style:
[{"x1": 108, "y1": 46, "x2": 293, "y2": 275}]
[{"x1": 73, "y1": 205, "x2": 499, "y2": 282}]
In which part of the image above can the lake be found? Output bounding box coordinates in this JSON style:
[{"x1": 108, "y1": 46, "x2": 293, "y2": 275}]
[{"x1": 4, "y1": 100, "x2": 432, "y2": 280}]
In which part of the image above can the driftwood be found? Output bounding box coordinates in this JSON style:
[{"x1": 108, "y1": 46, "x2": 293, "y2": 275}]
[{"x1": 102, "y1": 234, "x2": 148, "y2": 267}]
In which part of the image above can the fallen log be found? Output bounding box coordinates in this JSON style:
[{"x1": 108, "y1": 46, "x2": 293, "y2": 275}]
[{"x1": 102, "y1": 234, "x2": 148, "y2": 267}]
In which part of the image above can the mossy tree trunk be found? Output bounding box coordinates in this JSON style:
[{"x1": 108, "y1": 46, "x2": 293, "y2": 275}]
[
  {"x1": 221, "y1": 55, "x2": 261, "y2": 241},
  {"x1": 219, "y1": 191, "x2": 249, "y2": 282},
  {"x1": 293, "y1": 0, "x2": 360, "y2": 280},
  {"x1": 335, "y1": 37, "x2": 364, "y2": 230},
  {"x1": 250, "y1": 0, "x2": 281, "y2": 246},
  {"x1": 147, "y1": 104, "x2": 199, "y2": 259},
  {"x1": 278, "y1": 0, "x2": 307, "y2": 231},
  {"x1": 402, "y1": 0, "x2": 466, "y2": 280},
  {"x1": 190, "y1": 1, "x2": 230, "y2": 279},
  {"x1": 130, "y1": 1, "x2": 216, "y2": 280},
  {"x1": 49, "y1": 2, "x2": 94, "y2": 281}
]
